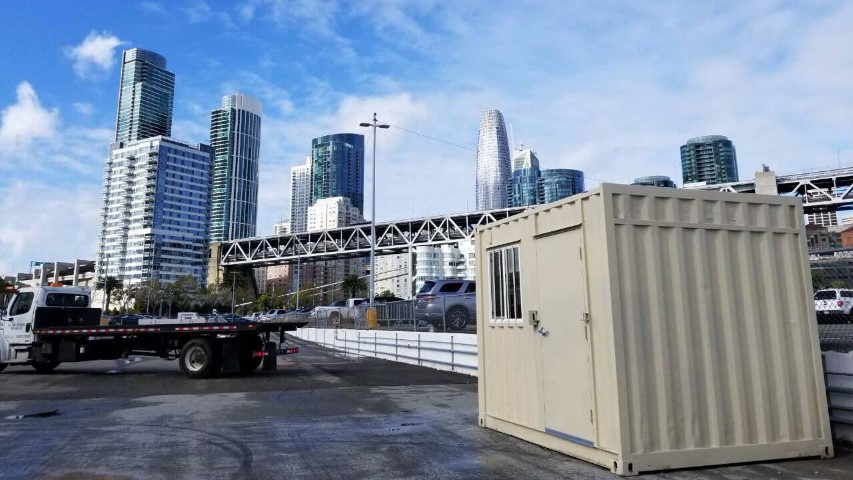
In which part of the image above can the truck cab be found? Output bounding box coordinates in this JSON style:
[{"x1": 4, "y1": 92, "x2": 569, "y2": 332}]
[{"x1": 0, "y1": 286, "x2": 98, "y2": 372}]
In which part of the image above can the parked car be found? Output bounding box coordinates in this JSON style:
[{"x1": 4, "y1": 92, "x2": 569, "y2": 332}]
[
  {"x1": 264, "y1": 309, "x2": 289, "y2": 321},
  {"x1": 814, "y1": 289, "x2": 853, "y2": 321},
  {"x1": 313, "y1": 298, "x2": 366, "y2": 327},
  {"x1": 248, "y1": 312, "x2": 265, "y2": 322},
  {"x1": 415, "y1": 280, "x2": 476, "y2": 331}
]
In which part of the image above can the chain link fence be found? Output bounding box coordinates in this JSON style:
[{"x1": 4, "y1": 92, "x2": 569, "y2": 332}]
[
  {"x1": 292, "y1": 293, "x2": 477, "y2": 333},
  {"x1": 812, "y1": 250, "x2": 853, "y2": 352}
]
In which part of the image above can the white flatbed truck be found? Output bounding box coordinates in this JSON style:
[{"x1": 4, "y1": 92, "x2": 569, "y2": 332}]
[{"x1": 0, "y1": 285, "x2": 307, "y2": 379}]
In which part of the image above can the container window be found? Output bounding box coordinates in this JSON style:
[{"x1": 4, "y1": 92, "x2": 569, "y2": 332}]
[{"x1": 488, "y1": 245, "x2": 522, "y2": 326}]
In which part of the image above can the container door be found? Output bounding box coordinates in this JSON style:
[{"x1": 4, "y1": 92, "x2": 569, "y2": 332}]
[{"x1": 535, "y1": 228, "x2": 595, "y2": 447}]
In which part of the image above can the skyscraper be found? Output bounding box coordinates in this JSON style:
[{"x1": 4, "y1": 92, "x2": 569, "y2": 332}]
[
  {"x1": 97, "y1": 137, "x2": 213, "y2": 286},
  {"x1": 476, "y1": 109, "x2": 512, "y2": 210},
  {"x1": 290, "y1": 156, "x2": 313, "y2": 233},
  {"x1": 310, "y1": 134, "x2": 365, "y2": 212},
  {"x1": 512, "y1": 147, "x2": 540, "y2": 172},
  {"x1": 209, "y1": 93, "x2": 262, "y2": 242},
  {"x1": 509, "y1": 167, "x2": 541, "y2": 207},
  {"x1": 680, "y1": 135, "x2": 739, "y2": 185},
  {"x1": 633, "y1": 175, "x2": 676, "y2": 188},
  {"x1": 114, "y1": 48, "x2": 175, "y2": 144},
  {"x1": 538, "y1": 169, "x2": 585, "y2": 204}
]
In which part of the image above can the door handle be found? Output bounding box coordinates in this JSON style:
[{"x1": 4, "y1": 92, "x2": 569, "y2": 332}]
[
  {"x1": 25, "y1": 323, "x2": 31, "y2": 333},
  {"x1": 537, "y1": 327, "x2": 549, "y2": 337}
]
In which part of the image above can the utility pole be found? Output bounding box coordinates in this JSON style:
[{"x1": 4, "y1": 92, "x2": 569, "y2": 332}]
[{"x1": 359, "y1": 114, "x2": 390, "y2": 324}]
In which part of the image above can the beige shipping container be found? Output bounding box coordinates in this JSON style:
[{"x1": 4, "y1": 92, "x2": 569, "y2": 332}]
[{"x1": 476, "y1": 183, "x2": 832, "y2": 476}]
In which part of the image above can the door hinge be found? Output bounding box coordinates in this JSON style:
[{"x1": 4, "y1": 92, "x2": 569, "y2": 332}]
[
  {"x1": 579, "y1": 246, "x2": 583, "y2": 259},
  {"x1": 581, "y1": 312, "x2": 590, "y2": 323},
  {"x1": 589, "y1": 409, "x2": 594, "y2": 423}
]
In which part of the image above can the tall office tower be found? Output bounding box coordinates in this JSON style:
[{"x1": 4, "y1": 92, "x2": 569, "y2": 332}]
[
  {"x1": 538, "y1": 169, "x2": 585, "y2": 204},
  {"x1": 476, "y1": 109, "x2": 512, "y2": 210},
  {"x1": 633, "y1": 175, "x2": 676, "y2": 188},
  {"x1": 680, "y1": 135, "x2": 739, "y2": 186},
  {"x1": 509, "y1": 167, "x2": 541, "y2": 207},
  {"x1": 273, "y1": 220, "x2": 291, "y2": 236},
  {"x1": 97, "y1": 137, "x2": 213, "y2": 286},
  {"x1": 311, "y1": 134, "x2": 365, "y2": 213},
  {"x1": 290, "y1": 156, "x2": 313, "y2": 233},
  {"x1": 512, "y1": 147, "x2": 540, "y2": 172},
  {"x1": 114, "y1": 48, "x2": 175, "y2": 144},
  {"x1": 209, "y1": 93, "x2": 263, "y2": 242}
]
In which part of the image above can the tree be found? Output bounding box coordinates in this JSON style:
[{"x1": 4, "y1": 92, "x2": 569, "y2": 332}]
[
  {"x1": 95, "y1": 276, "x2": 123, "y2": 313},
  {"x1": 376, "y1": 289, "x2": 394, "y2": 299},
  {"x1": 341, "y1": 274, "x2": 367, "y2": 299}
]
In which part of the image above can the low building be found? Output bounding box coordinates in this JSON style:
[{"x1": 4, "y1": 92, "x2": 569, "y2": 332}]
[
  {"x1": 806, "y1": 224, "x2": 841, "y2": 251},
  {"x1": 842, "y1": 225, "x2": 853, "y2": 248},
  {"x1": 632, "y1": 175, "x2": 676, "y2": 188}
]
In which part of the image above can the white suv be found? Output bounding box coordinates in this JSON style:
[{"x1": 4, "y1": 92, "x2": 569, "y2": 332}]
[{"x1": 814, "y1": 289, "x2": 853, "y2": 316}]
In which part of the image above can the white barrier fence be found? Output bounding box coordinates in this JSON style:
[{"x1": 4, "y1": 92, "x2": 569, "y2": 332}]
[
  {"x1": 292, "y1": 327, "x2": 478, "y2": 376},
  {"x1": 825, "y1": 351, "x2": 853, "y2": 443}
]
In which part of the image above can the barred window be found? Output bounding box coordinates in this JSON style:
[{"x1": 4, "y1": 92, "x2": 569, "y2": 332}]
[{"x1": 488, "y1": 244, "x2": 522, "y2": 326}]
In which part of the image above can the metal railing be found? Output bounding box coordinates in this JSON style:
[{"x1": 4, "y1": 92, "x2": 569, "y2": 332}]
[{"x1": 298, "y1": 293, "x2": 477, "y2": 333}]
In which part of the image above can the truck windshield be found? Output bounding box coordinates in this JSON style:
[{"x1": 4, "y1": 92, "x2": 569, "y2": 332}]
[{"x1": 45, "y1": 293, "x2": 89, "y2": 307}]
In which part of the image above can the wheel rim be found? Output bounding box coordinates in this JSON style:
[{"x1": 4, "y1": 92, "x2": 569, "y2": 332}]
[
  {"x1": 185, "y1": 346, "x2": 207, "y2": 372},
  {"x1": 449, "y1": 310, "x2": 466, "y2": 328}
]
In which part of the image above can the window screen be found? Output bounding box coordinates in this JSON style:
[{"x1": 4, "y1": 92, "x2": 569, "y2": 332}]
[{"x1": 488, "y1": 245, "x2": 522, "y2": 326}]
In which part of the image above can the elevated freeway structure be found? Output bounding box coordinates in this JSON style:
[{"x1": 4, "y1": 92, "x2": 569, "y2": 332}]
[
  {"x1": 218, "y1": 207, "x2": 528, "y2": 268},
  {"x1": 688, "y1": 166, "x2": 853, "y2": 213}
]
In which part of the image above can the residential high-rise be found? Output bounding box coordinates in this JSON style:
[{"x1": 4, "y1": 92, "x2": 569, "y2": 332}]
[
  {"x1": 374, "y1": 253, "x2": 412, "y2": 299},
  {"x1": 273, "y1": 220, "x2": 291, "y2": 235},
  {"x1": 303, "y1": 196, "x2": 365, "y2": 304},
  {"x1": 114, "y1": 48, "x2": 175, "y2": 144},
  {"x1": 538, "y1": 169, "x2": 585, "y2": 204},
  {"x1": 511, "y1": 147, "x2": 540, "y2": 172},
  {"x1": 413, "y1": 240, "x2": 476, "y2": 292},
  {"x1": 209, "y1": 93, "x2": 262, "y2": 242},
  {"x1": 680, "y1": 135, "x2": 739, "y2": 185},
  {"x1": 633, "y1": 175, "x2": 676, "y2": 188},
  {"x1": 509, "y1": 167, "x2": 541, "y2": 207},
  {"x1": 290, "y1": 156, "x2": 313, "y2": 233},
  {"x1": 476, "y1": 109, "x2": 512, "y2": 210},
  {"x1": 311, "y1": 134, "x2": 365, "y2": 212},
  {"x1": 807, "y1": 212, "x2": 838, "y2": 227},
  {"x1": 97, "y1": 137, "x2": 213, "y2": 286}
]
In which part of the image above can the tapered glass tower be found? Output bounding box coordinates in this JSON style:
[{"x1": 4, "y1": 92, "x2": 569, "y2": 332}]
[
  {"x1": 209, "y1": 93, "x2": 262, "y2": 242},
  {"x1": 476, "y1": 109, "x2": 512, "y2": 210},
  {"x1": 114, "y1": 48, "x2": 175, "y2": 144},
  {"x1": 310, "y1": 133, "x2": 365, "y2": 212}
]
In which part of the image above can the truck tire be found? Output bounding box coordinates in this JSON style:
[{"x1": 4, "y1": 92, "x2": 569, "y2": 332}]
[
  {"x1": 446, "y1": 306, "x2": 470, "y2": 331},
  {"x1": 239, "y1": 337, "x2": 263, "y2": 375},
  {"x1": 179, "y1": 339, "x2": 222, "y2": 379},
  {"x1": 32, "y1": 360, "x2": 60, "y2": 373}
]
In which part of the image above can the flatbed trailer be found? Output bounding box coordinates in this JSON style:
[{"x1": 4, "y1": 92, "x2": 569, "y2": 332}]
[{"x1": 1, "y1": 285, "x2": 308, "y2": 378}]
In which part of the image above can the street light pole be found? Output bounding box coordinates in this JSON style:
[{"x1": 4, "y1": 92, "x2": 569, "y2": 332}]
[{"x1": 359, "y1": 113, "x2": 390, "y2": 313}]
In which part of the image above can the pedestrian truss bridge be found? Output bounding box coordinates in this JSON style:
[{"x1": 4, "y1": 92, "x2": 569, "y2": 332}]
[{"x1": 219, "y1": 207, "x2": 528, "y2": 267}]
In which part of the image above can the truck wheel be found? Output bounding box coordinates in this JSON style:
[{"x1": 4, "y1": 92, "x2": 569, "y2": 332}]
[
  {"x1": 330, "y1": 312, "x2": 341, "y2": 326},
  {"x1": 32, "y1": 360, "x2": 60, "y2": 373},
  {"x1": 239, "y1": 337, "x2": 263, "y2": 375},
  {"x1": 179, "y1": 339, "x2": 222, "y2": 379},
  {"x1": 446, "y1": 306, "x2": 470, "y2": 331}
]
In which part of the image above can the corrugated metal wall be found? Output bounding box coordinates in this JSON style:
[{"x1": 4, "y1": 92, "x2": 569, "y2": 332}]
[{"x1": 608, "y1": 192, "x2": 827, "y2": 454}]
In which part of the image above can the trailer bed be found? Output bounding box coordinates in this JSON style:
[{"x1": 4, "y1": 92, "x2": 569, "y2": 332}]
[{"x1": 33, "y1": 320, "x2": 309, "y2": 336}]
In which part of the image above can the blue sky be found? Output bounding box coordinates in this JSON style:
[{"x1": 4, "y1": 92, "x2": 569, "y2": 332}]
[{"x1": 1, "y1": 0, "x2": 852, "y2": 274}]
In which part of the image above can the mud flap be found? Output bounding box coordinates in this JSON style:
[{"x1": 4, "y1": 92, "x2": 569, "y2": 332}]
[
  {"x1": 262, "y1": 341, "x2": 277, "y2": 371},
  {"x1": 220, "y1": 342, "x2": 240, "y2": 375}
]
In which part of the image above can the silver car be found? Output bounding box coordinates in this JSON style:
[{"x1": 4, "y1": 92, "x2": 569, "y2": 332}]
[{"x1": 414, "y1": 280, "x2": 476, "y2": 331}]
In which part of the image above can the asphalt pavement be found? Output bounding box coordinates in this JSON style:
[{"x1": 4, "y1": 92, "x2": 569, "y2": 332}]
[{"x1": 1, "y1": 338, "x2": 852, "y2": 479}]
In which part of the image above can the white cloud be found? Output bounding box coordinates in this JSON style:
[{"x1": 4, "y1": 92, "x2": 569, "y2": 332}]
[
  {"x1": 72, "y1": 102, "x2": 94, "y2": 117},
  {"x1": 185, "y1": 1, "x2": 234, "y2": 28},
  {"x1": 0, "y1": 82, "x2": 59, "y2": 153},
  {"x1": 0, "y1": 180, "x2": 101, "y2": 275},
  {"x1": 63, "y1": 31, "x2": 126, "y2": 80},
  {"x1": 139, "y1": 2, "x2": 166, "y2": 15}
]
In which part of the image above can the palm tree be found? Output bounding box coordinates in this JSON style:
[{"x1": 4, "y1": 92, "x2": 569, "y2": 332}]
[
  {"x1": 95, "y1": 276, "x2": 123, "y2": 313},
  {"x1": 341, "y1": 274, "x2": 367, "y2": 299}
]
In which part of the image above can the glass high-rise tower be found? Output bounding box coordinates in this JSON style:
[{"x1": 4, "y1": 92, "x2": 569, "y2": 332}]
[
  {"x1": 310, "y1": 133, "x2": 365, "y2": 213},
  {"x1": 114, "y1": 48, "x2": 175, "y2": 144},
  {"x1": 209, "y1": 93, "x2": 262, "y2": 242},
  {"x1": 538, "y1": 169, "x2": 585, "y2": 204},
  {"x1": 680, "y1": 135, "x2": 739, "y2": 185},
  {"x1": 476, "y1": 109, "x2": 512, "y2": 210}
]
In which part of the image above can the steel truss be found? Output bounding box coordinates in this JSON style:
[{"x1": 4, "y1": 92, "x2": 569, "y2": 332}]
[
  {"x1": 220, "y1": 208, "x2": 528, "y2": 267},
  {"x1": 691, "y1": 166, "x2": 853, "y2": 213}
]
